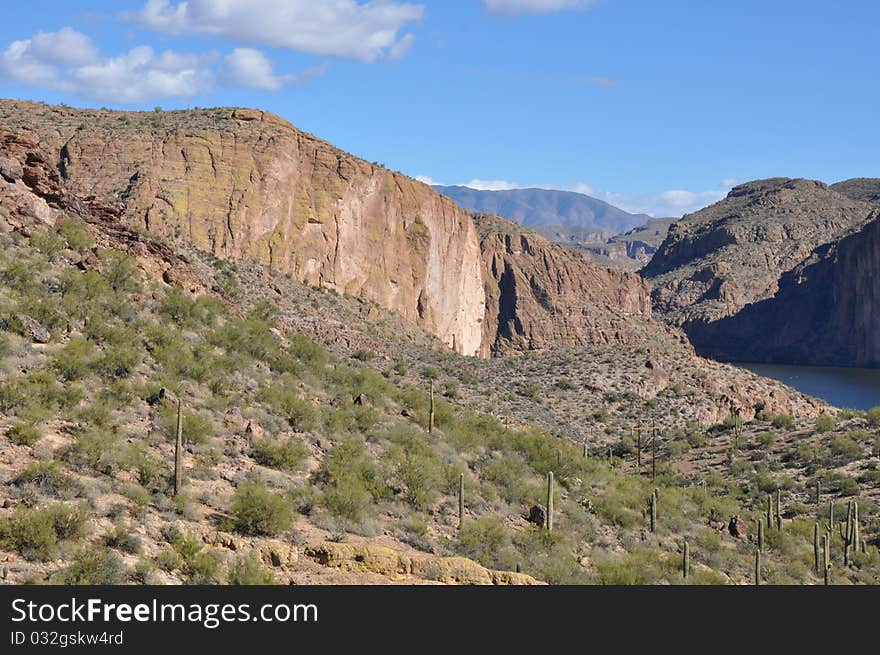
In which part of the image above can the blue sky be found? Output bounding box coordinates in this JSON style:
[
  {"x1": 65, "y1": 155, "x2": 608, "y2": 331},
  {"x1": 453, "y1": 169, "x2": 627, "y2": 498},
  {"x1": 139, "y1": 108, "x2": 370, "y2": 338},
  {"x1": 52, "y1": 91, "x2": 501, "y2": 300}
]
[{"x1": 0, "y1": 1, "x2": 877, "y2": 216}]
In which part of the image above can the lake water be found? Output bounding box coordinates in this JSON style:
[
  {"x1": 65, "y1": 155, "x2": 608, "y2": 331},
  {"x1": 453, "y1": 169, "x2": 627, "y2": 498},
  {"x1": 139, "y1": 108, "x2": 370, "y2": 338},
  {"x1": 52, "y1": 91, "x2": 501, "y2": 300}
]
[{"x1": 737, "y1": 362, "x2": 880, "y2": 410}]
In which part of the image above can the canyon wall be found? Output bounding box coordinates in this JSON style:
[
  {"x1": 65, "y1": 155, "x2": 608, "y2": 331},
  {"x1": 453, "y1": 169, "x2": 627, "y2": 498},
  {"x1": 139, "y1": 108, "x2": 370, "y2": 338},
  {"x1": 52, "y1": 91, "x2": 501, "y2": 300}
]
[{"x1": 0, "y1": 101, "x2": 485, "y2": 356}]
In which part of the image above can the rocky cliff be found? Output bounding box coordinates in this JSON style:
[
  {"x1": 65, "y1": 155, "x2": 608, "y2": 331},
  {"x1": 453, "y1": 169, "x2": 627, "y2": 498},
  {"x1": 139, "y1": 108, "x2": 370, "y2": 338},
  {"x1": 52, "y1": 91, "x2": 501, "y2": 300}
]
[
  {"x1": 474, "y1": 214, "x2": 654, "y2": 355},
  {"x1": 0, "y1": 100, "x2": 667, "y2": 359},
  {"x1": 0, "y1": 100, "x2": 486, "y2": 357},
  {"x1": 642, "y1": 178, "x2": 875, "y2": 354},
  {"x1": 687, "y1": 209, "x2": 880, "y2": 366}
]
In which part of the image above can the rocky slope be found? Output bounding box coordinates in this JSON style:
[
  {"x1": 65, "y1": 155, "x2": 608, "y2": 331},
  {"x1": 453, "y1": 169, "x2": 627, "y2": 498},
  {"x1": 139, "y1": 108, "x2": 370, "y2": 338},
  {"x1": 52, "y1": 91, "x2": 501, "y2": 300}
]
[
  {"x1": 0, "y1": 100, "x2": 486, "y2": 357},
  {"x1": 641, "y1": 178, "x2": 876, "y2": 358}
]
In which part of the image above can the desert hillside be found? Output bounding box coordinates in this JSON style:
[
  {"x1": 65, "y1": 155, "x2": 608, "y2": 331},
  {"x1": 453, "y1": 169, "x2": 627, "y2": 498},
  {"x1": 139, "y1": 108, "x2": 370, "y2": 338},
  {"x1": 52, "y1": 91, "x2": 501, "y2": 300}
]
[{"x1": 2, "y1": 118, "x2": 879, "y2": 585}]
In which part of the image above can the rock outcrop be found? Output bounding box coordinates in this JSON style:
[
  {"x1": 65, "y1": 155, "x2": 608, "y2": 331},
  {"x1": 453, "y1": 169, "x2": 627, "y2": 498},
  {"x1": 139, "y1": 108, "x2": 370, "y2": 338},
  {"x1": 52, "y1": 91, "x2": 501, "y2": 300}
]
[
  {"x1": 475, "y1": 214, "x2": 653, "y2": 356},
  {"x1": 0, "y1": 100, "x2": 485, "y2": 357}
]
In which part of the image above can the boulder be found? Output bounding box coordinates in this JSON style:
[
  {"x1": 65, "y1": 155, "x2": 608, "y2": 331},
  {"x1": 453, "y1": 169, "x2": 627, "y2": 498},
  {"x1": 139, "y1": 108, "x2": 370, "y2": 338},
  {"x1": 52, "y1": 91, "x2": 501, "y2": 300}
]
[
  {"x1": 0, "y1": 156, "x2": 22, "y2": 182},
  {"x1": 244, "y1": 421, "x2": 264, "y2": 439},
  {"x1": 728, "y1": 515, "x2": 749, "y2": 539},
  {"x1": 527, "y1": 504, "x2": 548, "y2": 527},
  {"x1": 146, "y1": 387, "x2": 178, "y2": 406},
  {"x1": 13, "y1": 313, "x2": 50, "y2": 343}
]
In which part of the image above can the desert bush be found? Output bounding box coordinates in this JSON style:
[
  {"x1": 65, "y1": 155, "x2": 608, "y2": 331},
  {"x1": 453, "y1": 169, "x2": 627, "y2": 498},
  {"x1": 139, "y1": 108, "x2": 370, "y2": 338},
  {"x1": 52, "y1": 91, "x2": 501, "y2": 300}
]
[
  {"x1": 252, "y1": 437, "x2": 309, "y2": 471},
  {"x1": 456, "y1": 516, "x2": 512, "y2": 570},
  {"x1": 161, "y1": 526, "x2": 224, "y2": 584},
  {"x1": 814, "y1": 414, "x2": 835, "y2": 433},
  {"x1": 12, "y1": 461, "x2": 80, "y2": 498},
  {"x1": 257, "y1": 378, "x2": 319, "y2": 431},
  {"x1": 51, "y1": 549, "x2": 128, "y2": 585},
  {"x1": 55, "y1": 217, "x2": 93, "y2": 253},
  {"x1": 229, "y1": 480, "x2": 294, "y2": 536},
  {"x1": 770, "y1": 414, "x2": 795, "y2": 430},
  {"x1": 228, "y1": 551, "x2": 276, "y2": 585},
  {"x1": 51, "y1": 337, "x2": 96, "y2": 381},
  {"x1": 315, "y1": 437, "x2": 387, "y2": 522},
  {"x1": 63, "y1": 428, "x2": 122, "y2": 474},
  {"x1": 0, "y1": 503, "x2": 89, "y2": 560},
  {"x1": 7, "y1": 421, "x2": 41, "y2": 446},
  {"x1": 102, "y1": 252, "x2": 140, "y2": 294},
  {"x1": 103, "y1": 525, "x2": 143, "y2": 554},
  {"x1": 829, "y1": 435, "x2": 863, "y2": 463}
]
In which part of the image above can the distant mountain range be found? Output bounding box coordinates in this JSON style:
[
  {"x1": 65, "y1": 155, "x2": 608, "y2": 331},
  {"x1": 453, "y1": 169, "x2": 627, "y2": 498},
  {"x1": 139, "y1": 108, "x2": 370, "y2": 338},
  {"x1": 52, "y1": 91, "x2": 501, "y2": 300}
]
[
  {"x1": 433, "y1": 185, "x2": 673, "y2": 267},
  {"x1": 432, "y1": 185, "x2": 652, "y2": 238}
]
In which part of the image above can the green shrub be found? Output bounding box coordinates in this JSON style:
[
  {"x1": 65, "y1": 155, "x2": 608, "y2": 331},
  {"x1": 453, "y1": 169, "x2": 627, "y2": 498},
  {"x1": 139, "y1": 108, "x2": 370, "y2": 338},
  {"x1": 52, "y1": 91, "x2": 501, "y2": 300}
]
[
  {"x1": 0, "y1": 503, "x2": 89, "y2": 560},
  {"x1": 13, "y1": 461, "x2": 80, "y2": 497},
  {"x1": 456, "y1": 517, "x2": 512, "y2": 570},
  {"x1": 103, "y1": 525, "x2": 143, "y2": 554},
  {"x1": 63, "y1": 428, "x2": 122, "y2": 474},
  {"x1": 229, "y1": 480, "x2": 294, "y2": 536},
  {"x1": 51, "y1": 549, "x2": 127, "y2": 585},
  {"x1": 315, "y1": 437, "x2": 387, "y2": 522},
  {"x1": 770, "y1": 414, "x2": 795, "y2": 430},
  {"x1": 257, "y1": 378, "x2": 319, "y2": 431},
  {"x1": 252, "y1": 437, "x2": 309, "y2": 471},
  {"x1": 7, "y1": 422, "x2": 41, "y2": 446},
  {"x1": 161, "y1": 527, "x2": 224, "y2": 584},
  {"x1": 829, "y1": 435, "x2": 863, "y2": 463},
  {"x1": 814, "y1": 414, "x2": 835, "y2": 433},
  {"x1": 55, "y1": 217, "x2": 93, "y2": 253},
  {"x1": 102, "y1": 252, "x2": 140, "y2": 294},
  {"x1": 95, "y1": 344, "x2": 141, "y2": 378},
  {"x1": 228, "y1": 551, "x2": 276, "y2": 585},
  {"x1": 51, "y1": 337, "x2": 95, "y2": 381}
]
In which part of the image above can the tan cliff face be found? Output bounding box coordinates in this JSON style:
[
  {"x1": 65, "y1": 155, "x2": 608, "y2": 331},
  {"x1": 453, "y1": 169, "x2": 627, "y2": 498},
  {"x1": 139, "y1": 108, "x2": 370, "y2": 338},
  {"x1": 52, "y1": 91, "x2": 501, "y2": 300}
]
[
  {"x1": 474, "y1": 214, "x2": 654, "y2": 356},
  {"x1": 0, "y1": 101, "x2": 668, "y2": 359},
  {"x1": 0, "y1": 101, "x2": 485, "y2": 357}
]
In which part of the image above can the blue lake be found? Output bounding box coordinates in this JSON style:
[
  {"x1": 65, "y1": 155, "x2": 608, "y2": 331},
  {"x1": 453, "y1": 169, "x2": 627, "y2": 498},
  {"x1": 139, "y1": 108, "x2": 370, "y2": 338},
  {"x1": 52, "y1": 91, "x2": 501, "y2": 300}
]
[{"x1": 737, "y1": 362, "x2": 880, "y2": 410}]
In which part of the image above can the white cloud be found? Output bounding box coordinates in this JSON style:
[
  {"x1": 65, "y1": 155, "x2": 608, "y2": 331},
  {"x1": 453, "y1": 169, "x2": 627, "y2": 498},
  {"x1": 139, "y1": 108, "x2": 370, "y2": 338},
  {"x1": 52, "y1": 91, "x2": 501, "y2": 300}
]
[
  {"x1": 463, "y1": 178, "x2": 521, "y2": 191},
  {"x1": 133, "y1": 0, "x2": 424, "y2": 62},
  {"x1": 483, "y1": 0, "x2": 598, "y2": 14},
  {"x1": 26, "y1": 27, "x2": 100, "y2": 67},
  {"x1": 0, "y1": 27, "x2": 318, "y2": 104},
  {"x1": 581, "y1": 188, "x2": 728, "y2": 217},
  {"x1": 720, "y1": 177, "x2": 739, "y2": 187},
  {"x1": 221, "y1": 48, "x2": 288, "y2": 91},
  {"x1": 415, "y1": 175, "x2": 440, "y2": 185}
]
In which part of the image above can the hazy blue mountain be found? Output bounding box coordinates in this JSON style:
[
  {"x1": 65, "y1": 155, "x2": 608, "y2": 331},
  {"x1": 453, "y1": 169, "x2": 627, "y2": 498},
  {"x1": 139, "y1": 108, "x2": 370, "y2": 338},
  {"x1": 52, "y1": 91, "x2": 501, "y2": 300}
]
[{"x1": 433, "y1": 185, "x2": 651, "y2": 236}]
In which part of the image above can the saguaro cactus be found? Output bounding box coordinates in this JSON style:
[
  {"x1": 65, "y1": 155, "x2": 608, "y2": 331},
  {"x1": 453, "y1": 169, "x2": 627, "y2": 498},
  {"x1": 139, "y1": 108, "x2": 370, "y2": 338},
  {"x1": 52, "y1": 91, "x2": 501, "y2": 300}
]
[
  {"x1": 754, "y1": 548, "x2": 761, "y2": 585},
  {"x1": 766, "y1": 495, "x2": 773, "y2": 529},
  {"x1": 428, "y1": 380, "x2": 435, "y2": 434},
  {"x1": 758, "y1": 518, "x2": 765, "y2": 552},
  {"x1": 839, "y1": 500, "x2": 860, "y2": 566},
  {"x1": 651, "y1": 420, "x2": 657, "y2": 483},
  {"x1": 682, "y1": 540, "x2": 689, "y2": 580},
  {"x1": 824, "y1": 563, "x2": 831, "y2": 586},
  {"x1": 546, "y1": 471, "x2": 554, "y2": 531},
  {"x1": 823, "y1": 532, "x2": 830, "y2": 572},
  {"x1": 173, "y1": 398, "x2": 183, "y2": 496},
  {"x1": 775, "y1": 489, "x2": 783, "y2": 531},
  {"x1": 814, "y1": 523, "x2": 820, "y2": 574},
  {"x1": 649, "y1": 490, "x2": 657, "y2": 533},
  {"x1": 458, "y1": 473, "x2": 465, "y2": 530},
  {"x1": 636, "y1": 420, "x2": 643, "y2": 472}
]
